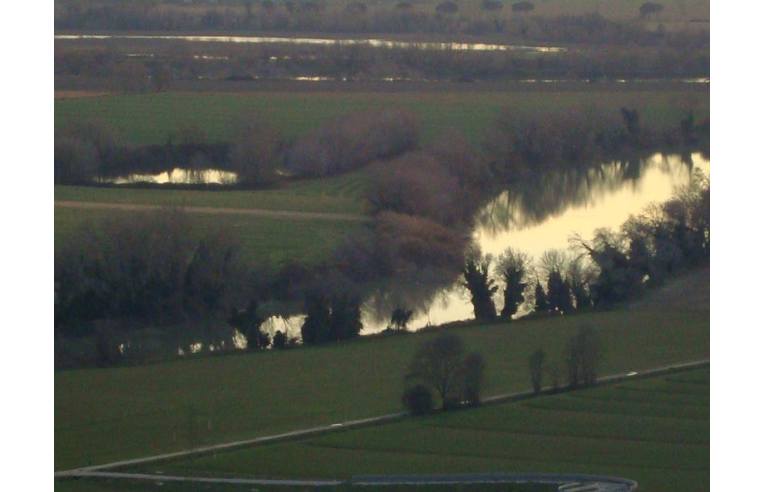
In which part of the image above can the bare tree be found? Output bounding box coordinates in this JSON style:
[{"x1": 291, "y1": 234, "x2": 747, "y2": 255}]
[
  {"x1": 406, "y1": 333, "x2": 484, "y2": 409},
  {"x1": 495, "y1": 247, "x2": 531, "y2": 319}
]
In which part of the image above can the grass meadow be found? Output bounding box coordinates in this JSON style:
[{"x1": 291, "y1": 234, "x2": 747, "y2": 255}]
[
  {"x1": 55, "y1": 268, "x2": 708, "y2": 471},
  {"x1": 54, "y1": 89, "x2": 708, "y2": 146},
  {"x1": 144, "y1": 368, "x2": 709, "y2": 492},
  {"x1": 55, "y1": 205, "x2": 363, "y2": 267}
]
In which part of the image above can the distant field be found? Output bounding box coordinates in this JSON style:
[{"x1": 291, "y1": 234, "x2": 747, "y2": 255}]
[
  {"x1": 55, "y1": 268, "x2": 708, "y2": 471},
  {"x1": 54, "y1": 89, "x2": 709, "y2": 146},
  {"x1": 145, "y1": 367, "x2": 708, "y2": 492},
  {"x1": 55, "y1": 206, "x2": 362, "y2": 267}
]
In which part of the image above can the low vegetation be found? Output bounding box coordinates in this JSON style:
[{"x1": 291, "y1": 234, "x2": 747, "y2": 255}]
[{"x1": 124, "y1": 367, "x2": 709, "y2": 492}]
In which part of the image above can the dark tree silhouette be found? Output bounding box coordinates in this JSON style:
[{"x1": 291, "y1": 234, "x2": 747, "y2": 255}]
[
  {"x1": 228, "y1": 300, "x2": 268, "y2": 350},
  {"x1": 390, "y1": 307, "x2": 414, "y2": 331},
  {"x1": 405, "y1": 334, "x2": 487, "y2": 410},
  {"x1": 463, "y1": 250, "x2": 498, "y2": 321},
  {"x1": 272, "y1": 330, "x2": 288, "y2": 349},
  {"x1": 546, "y1": 270, "x2": 574, "y2": 314},
  {"x1": 300, "y1": 292, "x2": 331, "y2": 345},
  {"x1": 534, "y1": 281, "x2": 548, "y2": 313},
  {"x1": 496, "y1": 248, "x2": 530, "y2": 320},
  {"x1": 565, "y1": 326, "x2": 601, "y2": 388}
]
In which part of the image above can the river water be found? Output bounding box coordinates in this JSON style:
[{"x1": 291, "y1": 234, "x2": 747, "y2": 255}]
[
  {"x1": 101, "y1": 152, "x2": 710, "y2": 343},
  {"x1": 55, "y1": 33, "x2": 565, "y2": 53},
  {"x1": 342, "y1": 151, "x2": 708, "y2": 335}
]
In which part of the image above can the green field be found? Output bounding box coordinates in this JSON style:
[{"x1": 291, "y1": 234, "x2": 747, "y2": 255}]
[
  {"x1": 139, "y1": 367, "x2": 708, "y2": 492},
  {"x1": 55, "y1": 89, "x2": 708, "y2": 146},
  {"x1": 55, "y1": 205, "x2": 363, "y2": 267},
  {"x1": 55, "y1": 268, "x2": 708, "y2": 471}
]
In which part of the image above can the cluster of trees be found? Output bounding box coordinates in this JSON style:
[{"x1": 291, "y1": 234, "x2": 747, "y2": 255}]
[
  {"x1": 403, "y1": 333, "x2": 485, "y2": 414},
  {"x1": 485, "y1": 106, "x2": 709, "y2": 179},
  {"x1": 54, "y1": 109, "x2": 417, "y2": 185},
  {"x1": 55, "y1": 209, "x2": 246, "y2": 331},
  {"x1": 528, "y1": 326, "x2": 601, "y2": 394},
  {"x1": 460, "y1": 172, "x2": 709, "y2": 322},
  {"x1": 55, "y1": 209, "x2": 250, "y2": 366},
  {"x1": 300, "y1": 290, "x2": 363, "y2": 344},
  {"x1": 286, "y1": 109, "x2": 419, "y2": 177}
]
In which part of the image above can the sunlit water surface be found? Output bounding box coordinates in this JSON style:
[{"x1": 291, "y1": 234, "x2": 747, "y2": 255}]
[{"x1": 359, "y1": 152, "x2": 710, "y2": 334}]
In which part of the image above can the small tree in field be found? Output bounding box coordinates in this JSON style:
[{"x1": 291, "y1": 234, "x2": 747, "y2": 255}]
[
  {"x1": 565, "y1": 326, "x2": 601, "y2": 388},
  {"x1": 529, "y1": 349, "x2": 545, "y2": 394},
  {"x1": 405, "y1": 333, "x2": 486, "y2": 410}
]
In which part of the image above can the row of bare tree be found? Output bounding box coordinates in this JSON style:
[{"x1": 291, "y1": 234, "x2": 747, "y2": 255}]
[{"x1": 56, "y1": 2, "x2": 685, "y2": 42}]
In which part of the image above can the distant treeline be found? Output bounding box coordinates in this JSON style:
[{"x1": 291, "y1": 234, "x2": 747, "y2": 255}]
[
  {"x1": 54, "y1": 109, "x2": 419, "y2": 185},
  {"x1": 55, "y1": 1, "x2": 706, "y2": 46},
  {"x1": 55, "y1": 38, "x2": 709, "y2": 89}
]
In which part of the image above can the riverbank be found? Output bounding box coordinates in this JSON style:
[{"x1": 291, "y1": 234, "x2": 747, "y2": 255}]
[{"x1": 55, "y1": 266, "x2": 708, "y2": 470}]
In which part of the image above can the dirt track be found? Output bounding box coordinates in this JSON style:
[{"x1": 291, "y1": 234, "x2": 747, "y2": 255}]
[{"x1": 55, "y1": 200, "x2": 371, "y2": 223}]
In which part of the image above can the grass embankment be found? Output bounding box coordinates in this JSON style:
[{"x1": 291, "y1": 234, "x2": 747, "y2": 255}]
[
  {"x1": 146, "y1": 368, "x2": 709, "y2": 492},
  {"x1": 54, "y1": 89, "x2": 708, "y2": 147},
  {"x1": 55, "y1": 169, "x2": 370, "y2": 267},
  {"x1": 55, "y1": 206, "x2": 362, "y2": 267},
  {"x1": 55, "y1": 268, "x2": 708, "y2": 471}
]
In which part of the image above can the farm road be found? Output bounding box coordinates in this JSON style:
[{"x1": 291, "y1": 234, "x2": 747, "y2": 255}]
[{"x1": 55, "y1": 200, "x2": 370, "y2": 223}]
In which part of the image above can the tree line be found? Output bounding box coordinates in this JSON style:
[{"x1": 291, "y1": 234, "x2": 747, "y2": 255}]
[
  {"x1": 56, "y1": 36, "x2": 708, "y2": 91},
  {"x1": 459, "y1": 172, "x2": 709, "y2": 322},
  {"x1": 55, "y1": 108, "x2": 418, "y2": 185},
  {"x1": 56, "y1": 1, "x2": 701, "y2": 44}
]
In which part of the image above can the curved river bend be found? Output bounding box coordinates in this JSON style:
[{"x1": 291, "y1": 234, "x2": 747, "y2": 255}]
[{"x1": 262, "y1": 152, "x2": 710, "y2": 337}]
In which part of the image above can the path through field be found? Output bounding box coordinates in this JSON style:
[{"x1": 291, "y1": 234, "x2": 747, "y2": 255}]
[
  {"x1": 55, "y1": 359, "x2": 708, "y2": 480},
  {"x1": 55, "y1": 200, "x2": 370, "y2": 223}
]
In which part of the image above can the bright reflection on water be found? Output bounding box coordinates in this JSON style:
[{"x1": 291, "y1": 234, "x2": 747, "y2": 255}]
[
  {"x1": 99, "y1": 168, "x2": 238, "y2": 185},
  {"x1": 55, "y1": 34, "x2": 565, "y2": 53},
  {"x1": 360, "y1": 152, "x2": 710, "y2": 334}
]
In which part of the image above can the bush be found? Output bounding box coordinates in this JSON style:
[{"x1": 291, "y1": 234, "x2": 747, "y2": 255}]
[
  {"x1": 367, "y1": 152, "x2": 464, "y2": 225},
  {"x1": 405, "y1": 333, "x2": 487, "y2": 410},
  {"x1": 286, "y1": 109, "x2": 419, "y2": 177},
  {"x1": 402, "y1": 384, "x2": 434, "y2": 415}
]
